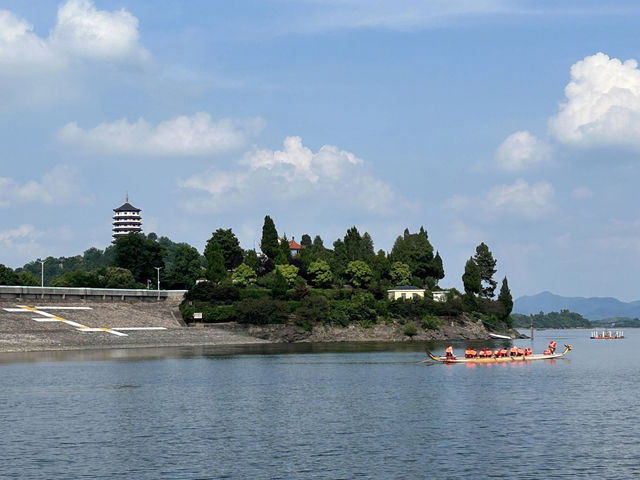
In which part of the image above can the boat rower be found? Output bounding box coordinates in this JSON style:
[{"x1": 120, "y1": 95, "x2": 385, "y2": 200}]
[
  {"x1": 445, "y1": 345, "x2": 455, "y2": 359},
  {"x1": 549, "y1": 340, "x2": 557, "y2": 354},
  {"x1": 524, "y1": 347, "x2": 532, "y2": 356}
]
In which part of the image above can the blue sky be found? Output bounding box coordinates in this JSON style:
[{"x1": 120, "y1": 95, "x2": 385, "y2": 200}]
[{"x1": 2, "y1": 0, "x2": 640, "y2": 300}]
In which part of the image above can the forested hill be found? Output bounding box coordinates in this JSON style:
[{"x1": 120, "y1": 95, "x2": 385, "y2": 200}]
[{"x1": 514, "y1": 291, "x2": 640, "y2": 321}]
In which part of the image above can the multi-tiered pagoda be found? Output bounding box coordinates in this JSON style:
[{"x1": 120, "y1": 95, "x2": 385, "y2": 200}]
[{"x1": 112, "y1": 194, "x2": 142, "y2": 241}]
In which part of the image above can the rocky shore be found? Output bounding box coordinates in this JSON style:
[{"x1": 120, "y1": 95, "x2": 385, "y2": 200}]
[{"x1": 0, "y1": 300, "x2": 518, "y2": 354}]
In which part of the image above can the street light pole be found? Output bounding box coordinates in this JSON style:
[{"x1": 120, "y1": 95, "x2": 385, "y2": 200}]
[
  {"x1": 154, "y1": 266, "x2": 162, "y2": 300},
  {"x1": 38, "y1": 259, "x2": 45, "y2": 287}
]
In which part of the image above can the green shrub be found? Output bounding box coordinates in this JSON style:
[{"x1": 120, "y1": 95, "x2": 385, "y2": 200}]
[
  {"x1": 295, "y1": 296, "x2": 330, "y2": 325},
  {"x1": 421, "y1": 313, "x2": 441, "y2": 330},
  {"x1": 235, "y1": 298, "x2": 288, "y2": 325},
  {"x1": 403, "y1": 322, "x2": 417, "y2": 337}
]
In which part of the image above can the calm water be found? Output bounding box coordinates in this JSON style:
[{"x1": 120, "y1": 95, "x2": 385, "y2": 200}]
[{"x1": 1, "y1": 330, "x2": 639, "y2": 479}]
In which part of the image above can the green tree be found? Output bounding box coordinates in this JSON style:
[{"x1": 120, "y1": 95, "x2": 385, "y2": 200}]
[
  {"x1": 390, "y1": 227, "x2": 437, "y2": 284},
  {"x1": 300, "y1": 234, "x2": 312, "y2": 248},
  {"x1": 205, "y1": 228, "x2": 243, "y2": 271},
  {"x1": 462, "y1": 257, "x2": 481, "y2": 295},
  {"x1": 277, "y1": 234, "x2": 292, "y2": 265},
  {"x1": 205, "y1": 243, "x2": 227, "y2": 283},
  {"x1": 113, "y1": 233, "x2": 165, "y2": 284},
  {"x1": 432, "y1": 251, "x2": 445, "y2": 286},
  {"x1": 473, "y1": 242, "x2": 497, "y2": 298},
  {"x1": 260, "y1": 215, "x2": 280, "y2": 261},
  {"x1": 165, "y1": 244, "x2": 203, "y2": 289},
  {"x1": 102, "y1": 267, "x2": 137, "y2": 288},
  {"x1": 243, "y1": 249, "x2": 260, "y2": 272},
  {"x1": 276, "y1": 264, "x2": 299, "y2": 286},
  {"x1": 232, "y1": 263, "x2": 258, "y2": 287},
  {"x1": 51, "y1": 270, "x2": 101, "y2": 288},
  {"x1": 308, "y1": 259, "x2": 332, "y2": 287},
  {"x1": 270, "y1": 269, "x2": 289, "y2": 299},
  {"x1": 0, "y1": 264, "x2": 19, "y2": 285},
  {"x1": 497, "y1": 276, "x2": 513, "y2": 319},
  {"x1": 344, "y1": 260, "x2": 373, "y2": 288},
  {"x1": 390, "y1": 262, "x2": 412, "y2": 285},
  {"x1": 16, "y1": 271, "x2": 39, "y2": 286},
  {"x1": 371, "y1": 249, "x2": 391, "y2": 281}
]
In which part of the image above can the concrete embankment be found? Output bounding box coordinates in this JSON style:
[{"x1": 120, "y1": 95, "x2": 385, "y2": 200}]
[{"x1": 0, "y1": 288, "x2": 268, "y2": 353}]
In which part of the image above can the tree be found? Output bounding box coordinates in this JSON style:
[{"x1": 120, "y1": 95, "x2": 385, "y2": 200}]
[
  {"x1": 102, "y1": 267, "x2": 137, "y2": 288},
  {"x1": 243, "y1": 249, "x2": 260, "y2": 272},
  {"x1": 113, "y1": 233, "x2": 165, "y2": 284},
  {"x1": 432, "y1": 251, "x2": 445, "y2": 286},
  {"x1": 270, "y1": 269, "x2": 289, "y2": 299},
  {"x1": 260, "y1": 215, "x2": 279, "y2": 261},
  {"x1": 390, "y1": 227, "x2": 437, "y2": 284},
  {"x1": 473, "y1": 242, "x2": 497, "y2": 298},
  {"x1": 205, "y1": 243, "x2": 227, "y2": 283},
  {"x1": 0, "y1": 264, "x2": 19, "y2": 285},
  {"x1": 276, "y1": 264, "x2": 299, "y2": 287},
  {"x1": 205, "y1": 228, "x2": 243, "y2": 271},
  {"x1": 390, "y1": 262, "x2": 412, "y2": 286},
  {"x1": 344, "y1": 260, "x2": 373, "y2": 288},
  {"x1": 276, "y1": 234, "x2": 292, "y2": 265},
  {"x1": 16, "y1": 271, "x2": 39, "y2": 286},
  {"x1": 308, "y1": 260, "x2": 332, "y2": 287},
  {"x1": 462, "y1": 257, "x2": 481, "y2": 295},
  {"x1": 498, "y1": 276, "x2": 513, "y2": 319},
  {"x1": 165, "y1": 244, "x2": 203, "y2": 289},
  {"x1": 300, "y1": 234, "x2": 312, "y2": 248},
  {"x1": 371, "y1": 249, "x2": 390, "y2": 281},
  {"x1": 232, "y1": 263, "x2": 257, "y2": 287}
]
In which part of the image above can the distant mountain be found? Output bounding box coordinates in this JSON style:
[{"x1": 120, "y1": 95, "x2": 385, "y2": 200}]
[{"x1": 513, "y1": 291, "x2": 640, "y2": 321}]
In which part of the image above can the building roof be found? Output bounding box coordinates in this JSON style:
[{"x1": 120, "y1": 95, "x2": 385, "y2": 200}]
[
  {"x1": 114, "y1": 202, "x2": 141, "y2": 212},
  {"x1": 289, "y1": 237, "x2": 305, "y2": 251},
  {"x1": 388, "y1": 286, "x2": 425, "y2": 291}
]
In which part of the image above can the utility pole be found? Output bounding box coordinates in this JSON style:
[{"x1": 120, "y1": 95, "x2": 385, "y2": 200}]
[
  {"x1": 154, "y1": 266, "x2": 162, "y2": 300},
  {"x1": 38, "y1": 259, "x2": 45, "y2": 287},
  {"x1": 530, "y1": 314, "x2": 534, "y2": 340}
]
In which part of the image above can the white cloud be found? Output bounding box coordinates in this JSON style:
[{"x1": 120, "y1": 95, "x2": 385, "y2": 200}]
[
  {"x1": 448, "y1": 179, "x2": 554, "y2": 219},
  {"x1": 58, "y1": 113, "x2": 264, "y2": 156},
  {"x1": 179, "y1": 136, "x2": 401, "y2": 214},
  {"x1": 0, "y1": 0, "x2": 148, "y2": 69},
  {"x1": 494, "y1": 130, "x2": 552, "y2": 171},
  {"x1": 549, "y1": 52, "x2": 640, "y2": 149},
  {"x1": 49, "y1": 0, "x2": 149, "y2": 63},
  {"x1": 0, "y1": 224, "x2": 39, "y2": 243},
  {"x1": 0, "y1": 165, "x2": 85, "y2": 207}
]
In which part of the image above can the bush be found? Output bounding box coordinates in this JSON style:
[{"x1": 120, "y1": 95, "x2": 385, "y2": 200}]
[
  {"x1": 295, "y1": 296, "x2": 330, "y2": 325},
  {"x1": 403, "y1": 322, "x2": 417, "y2": 338},
  {"x1": 235, "y1": 298, "x2": 288, "y2": 325},
  {"x1": 421, "y1": 313, "x2": 441, "y2": 330},
  {"x1": 238, "y1": 288, "x2": 271, "y2": 300}
]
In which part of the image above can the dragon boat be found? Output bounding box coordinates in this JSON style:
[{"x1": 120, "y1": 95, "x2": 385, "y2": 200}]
[{"x1": 426, "y1": 345, "x2": 572, "y2": 364}]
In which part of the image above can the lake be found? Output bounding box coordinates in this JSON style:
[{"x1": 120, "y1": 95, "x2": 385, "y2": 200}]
[{"x1": 1, "y1": 329, "x2": 639, "y2": 479}]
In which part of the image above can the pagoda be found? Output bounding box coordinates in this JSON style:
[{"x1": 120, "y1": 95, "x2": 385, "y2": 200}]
[{"x1": 112, "y1": 193, "x2": 142, "y2": 241}]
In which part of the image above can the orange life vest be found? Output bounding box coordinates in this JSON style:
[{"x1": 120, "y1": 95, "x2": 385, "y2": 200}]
[
  {"x1": 549, "y1": 340, "x2": 557, "y2": 352},
  {"x1": 510, "y1": 347, "x2": 517, "y2": 356},
  {"x1": 517, "y1": 348, "x2": 524, "y2": 356},
  {"x1": 493, "y1": 349, "x2": 501, "y2": 357},
  {"x1": 500, "y1": 348, "x2": 508, "y2": 357},
  {"x1": 524, "y1": 347, "x2": 532, "y2": 356},
  {"x1": 543, "y1": 349, "x2": 551, "y2": 355},
  {"x1": 445, "y1": 346, "x2": 454, "y2": 356}
]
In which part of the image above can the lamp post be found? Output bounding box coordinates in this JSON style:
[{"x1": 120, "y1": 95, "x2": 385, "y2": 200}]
[
  {"x1": 154, "y1": 266, "x2": 162, "y2": 300},
  {"x1": 38, "y1": 259, "x2": 45, "y2": 287}
]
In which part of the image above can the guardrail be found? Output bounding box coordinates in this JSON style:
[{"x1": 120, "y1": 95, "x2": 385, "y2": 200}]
[{"x1": 0, "y1": 285, "x2": 187, "y2": 301}]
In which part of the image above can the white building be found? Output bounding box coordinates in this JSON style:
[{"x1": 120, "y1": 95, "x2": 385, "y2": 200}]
[
  {"x1": 387, "y1": 286, "x2": 426, "y2": 300},
  {"x1": 112, "y1": 195, "x2": 142, "y2": 241}
]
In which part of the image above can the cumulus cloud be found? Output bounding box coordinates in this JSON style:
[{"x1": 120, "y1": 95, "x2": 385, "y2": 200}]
[
  {"x1": 179, "y1": 136, "x2": 401, "y2": 214},
  {"x1": 58, "y1": 113, "x2": 264, "y2": 156},
  {"x1": 570, "y1": 186, "x2": 593, "y2": 199},
  {"x1": 494, "y1": 130, "x2": 552, "y2": 171},
  {"x1": 0, "y1": 165, "x2": 85, "y2": 207},
  {"x1": 448, "y1": 179, "x2": 554, "y2": 219},
  {"x1": 49, "y1": 0, "x2": 148, "y2": 62},
  {"x1": 549, "y1": 52, "x2": 640, "y2": 149},
  {"x1": 0, "y1": 0, "x2": 148, "y2": 69}
]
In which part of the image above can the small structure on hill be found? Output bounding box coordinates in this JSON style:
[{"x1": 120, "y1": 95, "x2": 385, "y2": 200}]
[
  {"x1": 432, "y1": 290, "x2": 449, "y2": 302},
  {"x1": 288, "y1": 237, "x2": 305, "y2": 256},
  {"x1": 387, "y1": 286, "x2": 425, "y2": 300},
  {"x1": 112, "y1": 193, "x2": 142, "y2": 241}
]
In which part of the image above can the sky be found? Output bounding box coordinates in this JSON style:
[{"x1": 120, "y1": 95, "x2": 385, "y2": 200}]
[{"x1": 2, "y1": 0, "x2": 640, "y2": 300}]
